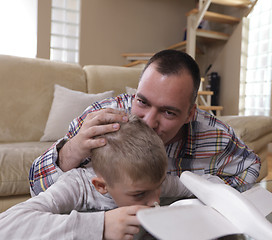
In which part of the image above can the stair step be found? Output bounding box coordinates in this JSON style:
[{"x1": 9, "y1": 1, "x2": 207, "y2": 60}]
[
  {"x1": 167, "y1": 30, "x2": 229, "y2": 52},
  {"x1": 199, "y1": 105, "x2": 223, "y2": 111},
  {"x1": 167, "y1": 41, "x2": 204, "y2": 54},
  {"x1": 211, "y1": 0, "x2": 253, "y2": 8},
  {"x1": 199, "y1": 105, "x2": 223, "y2": 116},
  {"x1": 122, "y1": 53, "x2": 153, "y2": 61},
  {"x1": 198, "y1": 90, "x2": 214, "y2": 96},
  {"x1": 167, "y1": 41, "x2": 187, "y2": 51},
  {"x1": 187, "y1": 9, "x2": 240, "y2": 25},
  {"x1": 196, "y1": 29, "x2": 229, "y2": 41},
  {"x1": 123, "y1": 60, "x2": 147, "y2": 67}
]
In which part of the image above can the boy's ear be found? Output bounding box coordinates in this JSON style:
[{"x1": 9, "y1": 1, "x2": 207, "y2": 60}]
[{"x1": 92, "y1": 177, "x2": 108, "y2": 194}]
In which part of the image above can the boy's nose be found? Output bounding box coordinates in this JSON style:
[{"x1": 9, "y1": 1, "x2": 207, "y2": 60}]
[{"x1": 146, "y1": 189, "x2": 161, "y2": 207}]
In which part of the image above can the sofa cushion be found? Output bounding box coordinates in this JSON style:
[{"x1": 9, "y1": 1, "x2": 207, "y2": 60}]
[
  {"x1": 0, "y1": 142, "x2": 53, "y2": 196},
  {"x1": 218, "y1": 115, "x2": 272, "y2": 142},
  {"x1": 0, "y1": 195, "x2": 31, "y2": 213},
  {"x1": 84, "y1": 65, "x2": 142, "y2": 96},
  {"x1": 246, "y1": 132, "x2": 272, "y2": 154},
  {"x1": 0, "y1": 55, "x2": 86, "y2": 142},
  {"x1": 126, "y1": 86, "x2": 137, "y2": 95},
  {"x1": 40, "y1": 84, "x2": 114, "y2": 142}
]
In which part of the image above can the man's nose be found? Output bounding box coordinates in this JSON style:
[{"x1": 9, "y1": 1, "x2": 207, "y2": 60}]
[{"x1": 143, "y1": 108, "x2": 159, "y2": 129}]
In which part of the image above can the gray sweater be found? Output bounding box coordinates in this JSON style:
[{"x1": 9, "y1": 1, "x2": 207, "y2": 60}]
[{"x1": 0, "y1": 166, "x2": 221, "y2": 239}]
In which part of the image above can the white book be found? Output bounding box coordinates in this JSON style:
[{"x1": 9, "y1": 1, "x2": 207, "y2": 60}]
[{"x1": 137, "y1": 171, "x2": 272, "y2": 240}]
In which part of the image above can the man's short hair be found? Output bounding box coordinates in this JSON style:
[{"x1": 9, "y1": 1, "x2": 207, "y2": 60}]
[
  {"x1": 142, "y1": 49, "x2": 201, "y2": 107},
  {"x1": 91, "y1": 115, "x2": 167, "y2": 187}
]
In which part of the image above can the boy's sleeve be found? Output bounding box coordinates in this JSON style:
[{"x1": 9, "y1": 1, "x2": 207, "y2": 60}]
[
  {"x1": 2, "y1": 170, "x2": 105, "y2": 239},
  {"x1": 161, "y1": 175, "x2": 193, "y2": 198}
]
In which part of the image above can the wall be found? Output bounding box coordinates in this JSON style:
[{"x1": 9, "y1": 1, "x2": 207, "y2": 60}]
[
  {"x1": 36, "y1": 0, "x2": 243, "y2": 115},
  {"x1": 37, "y1": 0, "x2": 194, "y2": 66},
  {"x1": 79, "y1": 2, "x2": 248, "y2": 115},
  {"x1": 209, "y1": 21, "x2": 243, "y2": 115},
  {"x1": 195, "y1": 10, "x2": 244, "y2": 115},
  {"x1": 37, "y1": 0, "x2": 51, "y2": 59},
  {"x1": 79, "y1": 0, "x2": 193, "y2": 66}
]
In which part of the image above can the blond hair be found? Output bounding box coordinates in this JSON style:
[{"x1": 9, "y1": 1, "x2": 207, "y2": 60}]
[{"x1": 91, "y1": 115, "x2": 167, "y2": 186}]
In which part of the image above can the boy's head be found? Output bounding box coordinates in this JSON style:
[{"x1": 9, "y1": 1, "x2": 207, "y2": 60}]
[{"x1": 90, "y1": 115, "x2": 167, "y2": 207}]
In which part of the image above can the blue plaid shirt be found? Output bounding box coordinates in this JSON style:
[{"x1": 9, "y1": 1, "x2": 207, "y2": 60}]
[{"x1": 29, "y1": 94, "x2": 261, "y2": 195}]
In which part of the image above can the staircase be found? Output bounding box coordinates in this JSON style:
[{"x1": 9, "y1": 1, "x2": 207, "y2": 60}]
[
  {"x1": 184, "y1": 0, "x2": 257, "y2": 59},
  {"x1": 121, "y1": 0, "x2": 257, "y2": 116}
]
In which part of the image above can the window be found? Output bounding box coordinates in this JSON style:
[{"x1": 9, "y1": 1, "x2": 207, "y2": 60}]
[
  {"x1": 50, "y1": 0, "x2": 81, "y2": 63},
  {"x1": 239, "y1": 0, "x2": 272, "y2": 116},
  {"x1": 0, "y1": 0, "x2": 37, "y2": 58}
]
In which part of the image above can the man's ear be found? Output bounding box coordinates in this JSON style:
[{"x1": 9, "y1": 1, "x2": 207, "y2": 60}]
[
  {"x1": 92, "y1": 177, "x2": 108, "y2": 194},
  {"x1": 185, "y1": 104, "x2": 196, "y2": 124}
]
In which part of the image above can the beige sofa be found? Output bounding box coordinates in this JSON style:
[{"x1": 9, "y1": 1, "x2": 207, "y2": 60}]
[
  {"x1": 0, "y1": 54, "x2": 271, "y2": 213},
  {"x1": 0, "y1": 54, "x2": 142, "y2": 212}
]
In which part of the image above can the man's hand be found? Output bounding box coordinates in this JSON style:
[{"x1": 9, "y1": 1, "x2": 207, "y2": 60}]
[
  {"x1": 104, "y1": 205, "x2": 149, "y2": 240},
  {"x1": 59, "y1": 108, "x2": 128, "y2": 171}
]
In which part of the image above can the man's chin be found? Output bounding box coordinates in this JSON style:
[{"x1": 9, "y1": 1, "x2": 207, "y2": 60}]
[
  {"x1": 156, "y1": 133, "x2": 166, "y2": 143},
  {"x1": 165, "y1": 134, "x2": 184, "y2": 145},
  {"x1": 162, "y1": 137, "x2": 172, "y2": 146},
  {"x1": 164, "y1": 139, "x2": 173, "y2": 145},
  {"x1": 157, "y1": 133, "x2": 178, "y2": 145}
]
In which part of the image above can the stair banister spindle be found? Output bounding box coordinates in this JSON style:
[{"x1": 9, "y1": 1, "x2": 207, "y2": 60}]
[
  {"x1": 194, "y1": 0, "x2": 212, "y2": 30},
  {"x1": 186, "y1": 14, "x2": 197, "y2": 58},
  {"x1": 187, "y1": 0, "x2": 212, "y2": 58}
]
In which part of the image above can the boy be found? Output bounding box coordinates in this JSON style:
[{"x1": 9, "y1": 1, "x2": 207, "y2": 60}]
[{"x1": 0, "y1": 115, "x2": 192, "y2": 240}]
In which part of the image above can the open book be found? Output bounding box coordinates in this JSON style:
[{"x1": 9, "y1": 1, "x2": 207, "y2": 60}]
[{"x1": 137, "y1": 171, "x2": 272, "y2": 240}]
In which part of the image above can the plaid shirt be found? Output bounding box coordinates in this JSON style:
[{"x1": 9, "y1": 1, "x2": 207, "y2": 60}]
[{"x1": 29, "y1": 94, "x2": 261, "y2": 195}]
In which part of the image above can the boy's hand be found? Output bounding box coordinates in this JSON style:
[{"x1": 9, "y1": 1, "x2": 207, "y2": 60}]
[
  {"x1": 58, "y1": 108, "x2": 128, "y2": 172},
  {"x1": 104, "y1": 205, "x2": 149, "y2": 240}
]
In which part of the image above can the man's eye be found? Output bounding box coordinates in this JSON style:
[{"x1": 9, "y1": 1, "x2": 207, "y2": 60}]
[
  {"x1": 137, "y1": 99, "x2": 147, "y2": 106},
  {"x1": 164, "y1": 110, "x2": 176, "y2": 118},
  {"x1": 165, "y1": 111, "x2": 175, "y2": 116}
]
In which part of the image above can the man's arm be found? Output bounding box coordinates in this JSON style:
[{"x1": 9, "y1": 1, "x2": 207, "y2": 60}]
[
  {"x1": 29, "y1": 95, "x2": 133, "y2": 196},
  {"x1": 216, "y1": 132, "x2": 261, "y2": 187},
  {"x1": 192, "y1": 110, "x2": 261, "y2": 187},
  {"x1": 205, "y1": 117, "x2": 261, "y2": 186}
]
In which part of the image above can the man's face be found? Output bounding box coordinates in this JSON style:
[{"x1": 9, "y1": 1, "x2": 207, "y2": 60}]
[
  {"x1": 106, "y1": 176, "x2": 165, "y2": 207},
  {"x1": 131, "y1": 63, "x2": 195, "y2": 145}
]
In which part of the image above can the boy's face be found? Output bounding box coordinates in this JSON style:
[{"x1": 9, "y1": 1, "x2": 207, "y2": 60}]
[{"x1": 106, "y1": 175, "x2": 165, "y2": 207}]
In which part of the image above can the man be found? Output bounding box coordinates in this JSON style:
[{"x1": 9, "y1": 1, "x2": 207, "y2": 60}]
[{"x1": 30, "y1": 50, "x2": 260, "y2": 196}]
